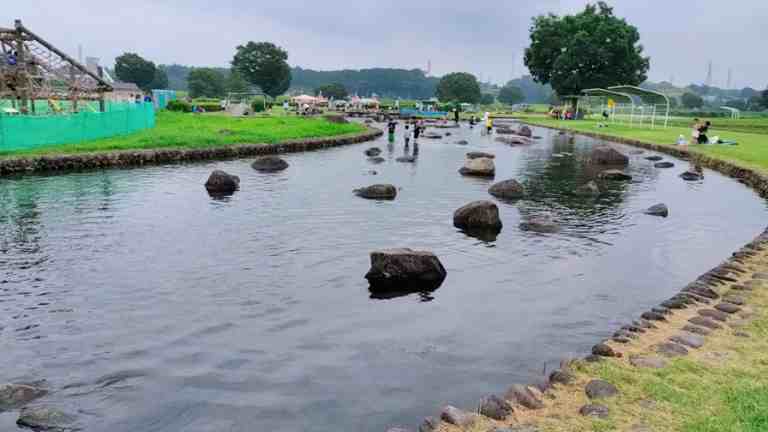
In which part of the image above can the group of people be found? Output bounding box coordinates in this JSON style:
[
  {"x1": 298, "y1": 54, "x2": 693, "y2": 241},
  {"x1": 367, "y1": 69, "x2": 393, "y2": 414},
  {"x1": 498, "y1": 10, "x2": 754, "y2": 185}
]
[{"x1": 387, "y1": 119, "x2": 426, "y2": 146}]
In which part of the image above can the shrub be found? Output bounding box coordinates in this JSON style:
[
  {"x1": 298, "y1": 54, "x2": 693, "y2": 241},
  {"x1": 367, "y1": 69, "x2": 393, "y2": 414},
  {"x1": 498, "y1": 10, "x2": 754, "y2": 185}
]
[
  {"x1": 194, "y1": 102, "x2": 224, "y2": 112},
  {"x1": 251, "y1": 98, "x2": 266, "y2": 112},
  {"x1": 166, "y1": 100, "x2": 192, "y2": 112}
]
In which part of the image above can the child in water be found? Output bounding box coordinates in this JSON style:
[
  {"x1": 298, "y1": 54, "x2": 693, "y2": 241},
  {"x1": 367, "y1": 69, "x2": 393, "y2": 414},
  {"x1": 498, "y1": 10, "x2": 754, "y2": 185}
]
[
  {"x1": 387, "y1": 121, "x2": 397, "y2": 142},
  {"x1": 404, "y1": 123, "x2": 411, "y2": 146}
]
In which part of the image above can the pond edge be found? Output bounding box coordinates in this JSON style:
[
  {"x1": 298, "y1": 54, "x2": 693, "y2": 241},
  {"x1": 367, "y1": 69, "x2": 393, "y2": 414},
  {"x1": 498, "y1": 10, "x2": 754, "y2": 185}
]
[{"x1": 0, "y1": 126, "x2": 383, "y2": 177}]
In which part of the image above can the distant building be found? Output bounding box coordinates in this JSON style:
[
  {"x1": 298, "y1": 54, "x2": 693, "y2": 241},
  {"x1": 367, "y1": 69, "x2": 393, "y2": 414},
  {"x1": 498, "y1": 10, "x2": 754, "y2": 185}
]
[{"x1": 108, "y1": 81, "x2": 142, "y2": 102}]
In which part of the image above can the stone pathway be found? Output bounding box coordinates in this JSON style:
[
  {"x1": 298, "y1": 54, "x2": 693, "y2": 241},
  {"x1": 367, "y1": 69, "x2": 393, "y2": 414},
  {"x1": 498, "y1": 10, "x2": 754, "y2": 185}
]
[{"x1": 413, "y1": 229, "x2": 768, "y2": 432}]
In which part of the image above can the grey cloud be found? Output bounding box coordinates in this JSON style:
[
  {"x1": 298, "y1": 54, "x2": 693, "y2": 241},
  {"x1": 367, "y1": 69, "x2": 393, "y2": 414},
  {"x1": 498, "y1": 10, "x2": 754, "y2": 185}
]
[{"x1": 5, "y1": 0, "x2": 766, "y2": 88}]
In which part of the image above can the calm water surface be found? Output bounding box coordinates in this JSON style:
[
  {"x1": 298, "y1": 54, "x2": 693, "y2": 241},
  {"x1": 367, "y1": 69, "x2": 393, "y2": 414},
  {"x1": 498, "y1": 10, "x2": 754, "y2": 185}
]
[{"x1": 1, "y1": 122, "x2": 766, "y2": 431}]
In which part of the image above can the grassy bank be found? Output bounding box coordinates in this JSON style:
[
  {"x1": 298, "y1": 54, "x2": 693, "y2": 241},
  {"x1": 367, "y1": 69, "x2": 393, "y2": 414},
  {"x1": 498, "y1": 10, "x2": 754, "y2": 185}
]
[
  {"x1": 0, "y1": 111, "x2": 365, "y2": 158},
  {"x1": 517, "y1": 115, "x2": 768, "y2": 173}
]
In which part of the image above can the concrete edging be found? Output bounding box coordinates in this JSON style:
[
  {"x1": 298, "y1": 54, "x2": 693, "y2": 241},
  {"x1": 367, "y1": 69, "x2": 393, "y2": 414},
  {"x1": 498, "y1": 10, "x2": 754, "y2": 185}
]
[{"x1": 0, "y1": 127, "x2": 383, "y2": 177}]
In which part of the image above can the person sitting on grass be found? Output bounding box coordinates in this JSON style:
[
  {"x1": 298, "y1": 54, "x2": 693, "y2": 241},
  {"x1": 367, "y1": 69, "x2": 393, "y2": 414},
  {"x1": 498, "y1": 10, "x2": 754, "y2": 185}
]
[
  {"x1": 690, "y1": 118, "x2": 701, "y2": 145},
  {"x1": 697, "y1": 121, "x2": 711, "y2": 144}
]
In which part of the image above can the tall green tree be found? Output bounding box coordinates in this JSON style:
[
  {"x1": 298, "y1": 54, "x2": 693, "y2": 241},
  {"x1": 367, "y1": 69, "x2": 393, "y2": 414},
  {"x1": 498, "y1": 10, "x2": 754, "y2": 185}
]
[
  {"x1": 681, "y1": 92, "x2": 704, "y2": 109},
  {"x1": 436, "y1": 72, "x2": 481, "y2": 103},
  {"x1": 480, "y1": 93, "x2": 495, "y2": 105},
  {"x1": 524, "y1": 2, "x2": 649, "y2": 101},
  {"x1": 188, "y1": 68, "x2": 226, "y2": 98},
  {"x1": 314, "y1": 83, "x2": 348, "y2": 99},
  {"x1": 232, "y1": 42, "x2": 291, "y2": 98},
  {"x1": 226, "y1": 70, "x2": 251, "y2": 94},
  {"x1": 148, "y1": 66, "x2": 169, "y2": 90},
  {"x1": 498, "y1": 84, "x2": 525, "y2": 105},
  {"x1": 114, "y1": 53, "x2": 157, "y2": 91}
]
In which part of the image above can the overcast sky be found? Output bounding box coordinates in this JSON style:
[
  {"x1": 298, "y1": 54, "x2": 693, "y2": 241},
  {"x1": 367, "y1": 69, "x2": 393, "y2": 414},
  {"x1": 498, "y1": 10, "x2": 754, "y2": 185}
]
[{"x1": 6, "y1": 0, "x2": 767, "y2": 89}]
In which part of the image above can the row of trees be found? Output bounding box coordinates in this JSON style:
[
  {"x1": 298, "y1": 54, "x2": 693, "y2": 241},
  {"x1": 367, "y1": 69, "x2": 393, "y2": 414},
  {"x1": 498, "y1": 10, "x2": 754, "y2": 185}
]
[{"x1": 114, "y1": 42, "x2": 293, "y2": 99}]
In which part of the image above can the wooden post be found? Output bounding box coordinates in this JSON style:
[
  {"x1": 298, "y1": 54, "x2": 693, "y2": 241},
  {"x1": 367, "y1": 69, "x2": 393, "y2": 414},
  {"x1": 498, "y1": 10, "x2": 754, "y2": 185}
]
[{"x1": 15, "y1": 21, "x2": 27, "y2": 113}]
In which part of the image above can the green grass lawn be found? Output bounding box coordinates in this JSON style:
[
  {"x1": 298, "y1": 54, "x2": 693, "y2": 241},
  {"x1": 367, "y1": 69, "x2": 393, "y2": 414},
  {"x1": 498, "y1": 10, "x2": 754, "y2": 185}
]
[
  {"x1": 517, "y1": 115, "x2": 768, "y2": 173},
  {"x1": 0, "y1": 111, "x2": 366, "y2": 158}
]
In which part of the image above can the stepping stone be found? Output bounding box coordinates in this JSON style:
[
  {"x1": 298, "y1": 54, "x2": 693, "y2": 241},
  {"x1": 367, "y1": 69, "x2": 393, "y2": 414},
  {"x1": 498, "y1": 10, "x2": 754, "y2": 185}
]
[
  {"x1": 505, "y1": 384, "x2": 544, "y2": 409},
  {"x1": 630, "y1": 355, "x2": 668, "y2": 369},
  {"x1": 440, "y1": 406, "x2": 475, "y2": 427},
  {"x1": 634, "y1": 319, "x2": 658, "y2": 329},
  {"x1": 731, "y1": 284, "x2": 752, "y2": 291},
  {"x1": 689, "y1": 316, "x2": 722, "y2": 330},
  {"x1": 715, "y1": 303, "x2": 742, "y2": 314},
  {"x1": 670, "y1": 332, "x2": 705, "y2": 349},
  {"x1": 682, "y1": 325, "x2": 711, "y2": 336},
  {"x1": 753, "y1": 272, "x2": 768, "y2": 280},
  {"x1": 614, "y1": 330, "x2": 639, "y2": 340},
  {"x1": 549, "y1": 370, "x2": 576, "y2": 385},
  {"x1": 654, "y1": 161, "x2": 674, "y2": 168},
  {"x1": 645, "y1": 155, "x2": 663, "y2": 161},
  {"x1": 699, "y1": 309, "x2": 729, "y2": 322},
  {"x1": 621, "y1": 324, "x2": 647, "y2": 334},
  {"x1": 613, "y1": 336, "x2": 631, "y2": 344},
  {"x1": 592, "y1": 343, "x2": 618, "y2": 357},
  {"x1": 661, "y1": 299, "x2": 689, "y2": 309},
  {"x1": 735, "y1": 331, "x2": 751, "y2": 338},
  {"x1": 656, "y1": 342, "x2": 689, "y2": 357},
  {"x1": 580, "y1": 404, "x2": 610, "y2": 418},
  {"x1": 641, "y1": 311, "x2": 667, "y2": 322},
  {"x1": 479, "y1": 395, "x2": 513, "y2": 420},
  {"x1": 585, "y1": 380, "x2": 619, "y2": 399}
]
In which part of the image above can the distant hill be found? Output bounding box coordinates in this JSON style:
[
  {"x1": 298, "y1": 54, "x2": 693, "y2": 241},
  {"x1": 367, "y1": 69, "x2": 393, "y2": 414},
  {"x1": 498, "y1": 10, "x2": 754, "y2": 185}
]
[{"x1": 290, "y1": 67, "x2": 438, "y2": 99}]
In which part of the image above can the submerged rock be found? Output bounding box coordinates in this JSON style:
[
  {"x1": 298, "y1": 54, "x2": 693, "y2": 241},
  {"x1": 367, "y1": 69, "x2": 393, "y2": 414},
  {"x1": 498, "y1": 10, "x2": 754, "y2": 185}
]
[
  {"x1": 456, "y1": 140, "x2": 469, "y2": 145},
  {"x1": 364, "y1": 147, "x2": 382, "y2": 157},
  {"x1": 574, "y1": 181, "x2": 601, "y2": 196},
  {"x1": 496, "y1": 136, "x2": 532, "y2": 146},
  {"x1": 488, "y1": 179, "x2": 525, "y2": 200},
  {"x1": 590, "y1": 146, "x2": 629, "y2": 165},
  {"x1": 645, "y1": 203, "x2": 669, "y2": 217},
  {"x1": 17, "y1": 407, "x2": 77, "y2": 431},
  {"x1": 598, "y1": 169, "x2": 632, "y2": 181},
  {"x1": 365, "y1": 248, "x2": 447, "y2": 292},
  {"x1": 654, "y1": 161, "x2": 675, "y2": 168},
  {"x1": 396, "y1": 156, "x2": 417, "y2": 163},
  {"x1": 680, "y1": 171, "x2": 703, "y2": 181},
  {"x1": 453, "y1": 201, "x2": 502, "y2": 231},
  {"x1": 467, "y1": 152, "x2": 495, "y2": 160},
  {"x1": 204, "y1": 170, "x2": 240, "y2": 195},
  {"x1": 368, "y1": 156, "x2": 386, "y2": 164},
  {"x1": 459, "y1": 157, "x2": 495, "y2": 177},
  {"x1": 518, "y1": 125, "x2": 533, "y2": 137},
  {"x1": 645, "y1": 155, "x2": 663, "y2": 162},
  {"x1": 354, "y1": 184, "x2": 397, "y2": 200},
  {"x1": 0, "y1": 384, "x2": 47, "y2": 411},
  {"x1": 251, "y1": 156, "x2": 289, "y2": 172},
  {"x1": 519, "y1": 215, "x2": 560, "y2": 234}
]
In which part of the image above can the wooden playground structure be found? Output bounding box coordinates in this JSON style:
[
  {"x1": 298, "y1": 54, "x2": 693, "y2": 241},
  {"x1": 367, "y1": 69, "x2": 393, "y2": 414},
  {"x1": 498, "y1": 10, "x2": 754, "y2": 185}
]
[{"x1": 0, "y1": 19, "x2": 113, "y2": 114}]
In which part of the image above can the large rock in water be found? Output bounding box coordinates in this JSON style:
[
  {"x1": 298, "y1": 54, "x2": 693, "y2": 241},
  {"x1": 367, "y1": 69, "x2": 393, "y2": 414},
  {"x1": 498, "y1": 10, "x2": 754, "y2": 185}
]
[
  {"x1": 204, "y1": 170, "x2": 240, "y2": 194},
  {"x1": 496, "y1": 136, "x2": 532, "y2": 146},
  {"x1": 364, "y1": 147, "x2": 382, "y2": 157},
  {"x1": 488, "y1": 179, "x2": 525, "y2": 200},
  {"x1": 645, "y1": 204, "x2": 669, "y2": 217},
  {"x1": 467, "y1": 152, "x2": 495, "y2": 160},
  {"x1": 453, "y1": 201, "x2": 502, "y2": 231},
  {"x1": 354, "y1": 184, "x2": 397, "y2": 200},
  {"x1": 365, "y1": 249, "x2": 447, "y2": 291},
  {"x1": 0, "y1": 384, "x2": 47, "y2": 410},
  {"x1": 459, "y1": 157, "x2": 495, "y2": 177},
  {"x1": 680, "y1": 171, "x2": 703, "y2": 181},
  {"x1": 518, "y1": 125, "x2": 533, "y2": 137},
  {"x1": 251, "y1": 156, "x2": 289, "y2": 172},
  {"x1": 590, "y1": 146, "x2": 629, "y2": 165}
]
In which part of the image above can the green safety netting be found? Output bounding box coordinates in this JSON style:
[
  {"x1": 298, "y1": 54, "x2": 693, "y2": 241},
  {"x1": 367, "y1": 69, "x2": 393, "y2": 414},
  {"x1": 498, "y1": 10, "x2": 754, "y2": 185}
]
[{"x1": 0, "y1": 102, "x2": 155, "y2": 152}]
